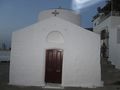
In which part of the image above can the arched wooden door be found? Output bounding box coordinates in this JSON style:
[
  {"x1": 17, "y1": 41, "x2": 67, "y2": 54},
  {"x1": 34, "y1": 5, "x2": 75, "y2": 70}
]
[{"x1": 45, "y1": 49, "x2": 63, "y2": 83}]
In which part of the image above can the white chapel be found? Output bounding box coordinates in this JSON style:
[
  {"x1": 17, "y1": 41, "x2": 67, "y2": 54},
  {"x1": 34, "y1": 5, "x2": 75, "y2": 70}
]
[{"x1": 9, "y1": 8, "x2": 103, "y2": 87}]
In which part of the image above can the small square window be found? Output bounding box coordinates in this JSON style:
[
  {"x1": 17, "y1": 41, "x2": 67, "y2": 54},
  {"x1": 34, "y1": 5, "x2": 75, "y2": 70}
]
[{"x1": 117, "y1": 29, "x2": 120, "y2": 44}]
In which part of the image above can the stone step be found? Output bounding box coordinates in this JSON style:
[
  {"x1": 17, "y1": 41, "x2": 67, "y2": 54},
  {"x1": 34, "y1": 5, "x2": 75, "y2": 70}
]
[
  {"x1": 102, "y1": 69, "x2": 120, "y2": 74},
  {"x1": 102, "y1": 70, "x2": 120, "y2": 78},
  {"x1": 101, "y1": 74, "x2": 114, "y2": 80},
  {"x1": 101, "y1": 60, "x2": 112, "y2": 65},
  {"x1": 104, "y1": 80, "x2": 120, "y2": 85},
  {"x1": 102, "y1": 76, "x2": 120, "y2": 81},
  {"x1": 101, "y1": 58, "x2": 120, "y2": 86},
  {"x1": 102, "y1": 65, "x2": 115, "y2": 70},
  {"x1": 105, "y1": 69, "x2": 120, "y2": 73},
  {"x1": 42, "y1": 83, "x2": 64, "y2": 89}
]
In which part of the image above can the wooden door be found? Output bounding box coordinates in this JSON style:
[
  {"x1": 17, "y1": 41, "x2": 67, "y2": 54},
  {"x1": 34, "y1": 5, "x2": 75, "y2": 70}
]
[{"x1": 45, "y1": 49, "x2": 63, "y2": 83}]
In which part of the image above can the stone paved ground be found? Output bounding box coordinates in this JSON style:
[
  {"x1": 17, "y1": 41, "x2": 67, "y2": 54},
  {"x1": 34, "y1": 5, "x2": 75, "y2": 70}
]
[{"x1": 0, "y1": 62, "x2": 120, "y2": 90}]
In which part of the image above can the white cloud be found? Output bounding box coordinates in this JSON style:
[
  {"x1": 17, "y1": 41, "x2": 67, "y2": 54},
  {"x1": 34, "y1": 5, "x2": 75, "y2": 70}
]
[{"x1": 72, "y1": 0, "x2": 104, "y2": 12}]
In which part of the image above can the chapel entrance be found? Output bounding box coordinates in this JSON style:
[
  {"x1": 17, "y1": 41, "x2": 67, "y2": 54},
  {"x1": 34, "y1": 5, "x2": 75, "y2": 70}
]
[{"x1": 45, "y1": 49, "x2": 63, "y2": 84}]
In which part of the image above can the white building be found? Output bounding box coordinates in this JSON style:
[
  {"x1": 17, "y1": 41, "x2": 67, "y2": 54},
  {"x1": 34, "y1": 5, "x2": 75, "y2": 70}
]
[
  {"x1": 9, "y1": 8, "x2": 103, "y2": 87},
  {"x1": 93, "y1": 4, "x2": 120, "y2": 69}
]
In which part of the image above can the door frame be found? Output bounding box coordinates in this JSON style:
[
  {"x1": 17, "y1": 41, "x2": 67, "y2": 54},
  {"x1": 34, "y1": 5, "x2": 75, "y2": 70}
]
[{"x1": 44, "y1": 48, "x2": 63, "y2": 84}]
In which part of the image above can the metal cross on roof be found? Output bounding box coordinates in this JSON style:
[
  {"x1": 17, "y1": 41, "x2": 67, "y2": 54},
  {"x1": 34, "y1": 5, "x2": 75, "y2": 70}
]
[{"x1": 52, "y1": 10, "x2": 59, "y2": 16}]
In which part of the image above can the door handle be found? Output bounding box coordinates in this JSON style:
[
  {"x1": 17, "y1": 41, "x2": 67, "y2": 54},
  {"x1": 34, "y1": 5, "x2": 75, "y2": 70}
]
[{"x1": 56, "y1": 70, "x2": 60, "y2": 72}]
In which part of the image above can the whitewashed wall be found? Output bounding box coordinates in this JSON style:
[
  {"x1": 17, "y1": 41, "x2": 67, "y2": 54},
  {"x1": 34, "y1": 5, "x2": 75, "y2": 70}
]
[
  {"x1": 10, "y1": 17, "x2": 102, "y2": 87},
  {"x1": 109, "y1": 17, "x2": 120, "y2": 69},
  {"x1": 0, "y1": 50, "x2": 10, "y2": 61}
]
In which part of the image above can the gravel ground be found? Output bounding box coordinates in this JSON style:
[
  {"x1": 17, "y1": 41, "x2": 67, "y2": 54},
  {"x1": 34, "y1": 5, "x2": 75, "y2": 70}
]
[{"x1": 0, "y1": 62, "x2": 120, "y2": 90}]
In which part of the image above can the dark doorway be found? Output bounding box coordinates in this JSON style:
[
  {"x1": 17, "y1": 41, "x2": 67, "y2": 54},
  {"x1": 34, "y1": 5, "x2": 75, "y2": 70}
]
[
  {"x1": 45, "y1": 49, "x2": 63, "y2": 84},
  {"x1": 100, "y1": 30, "x2": 109, "y2": 58}
]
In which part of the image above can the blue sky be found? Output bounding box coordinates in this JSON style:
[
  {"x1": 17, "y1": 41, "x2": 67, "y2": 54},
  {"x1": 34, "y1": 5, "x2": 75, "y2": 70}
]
[{"x1": 0, "y1": 0, "x2": 106, "y2": 47}]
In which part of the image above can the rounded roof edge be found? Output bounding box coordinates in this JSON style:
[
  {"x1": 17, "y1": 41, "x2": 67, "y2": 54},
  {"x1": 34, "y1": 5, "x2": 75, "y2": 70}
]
[
  {"x1": 38, "y1": 7, "x2": 80, "y2": 26},
  {"x1": 41, "y1": 7, "x2": 75, "y2": 13}
]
